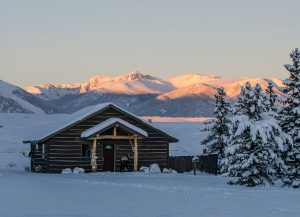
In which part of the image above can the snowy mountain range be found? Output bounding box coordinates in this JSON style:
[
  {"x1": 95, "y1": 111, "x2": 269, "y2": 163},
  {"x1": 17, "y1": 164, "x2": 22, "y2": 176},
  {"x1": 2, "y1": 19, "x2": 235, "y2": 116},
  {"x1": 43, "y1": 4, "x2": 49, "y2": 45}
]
[
  {"x1": 1, "y1": 71, "x2": 284, "y2": 116},
  {"x1": 0, "y1": 80, "x2": 59, "y2": 114},
  {"x1": 25, "y1": 71, "x2": 175, "y2": 99}
]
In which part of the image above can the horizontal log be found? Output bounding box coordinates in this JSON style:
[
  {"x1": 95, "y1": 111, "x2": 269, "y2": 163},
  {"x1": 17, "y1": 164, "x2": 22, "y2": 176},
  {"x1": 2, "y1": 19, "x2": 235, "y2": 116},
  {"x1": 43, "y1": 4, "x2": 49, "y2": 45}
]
[
  {"x1": 32, "y1": 161, "x2": 48, "y2": 165},
  {"x1": 49, "y1": 141, "x2": 82, "y2": 144},
  {"x1": 32, "y1": 157, "x2": 47, "y2": 160},
  {"x1": 49, "y1": 144, "x2": 82, "y2": 147},
  {"x1": 32, "y1": 156, "x2": 47, "y2": 160},
  {"x1": 50, "y1": 150, "x2": 81, "y2": 154},
  {"x1": 50, "y1": 147, "x2": 81, "y2": 150},
  {"x1": 138, "y1": 149, "x2": 167, "y2": 153},
  {"x1": 49, "y1": 154, "x2": 82, "y2": 158},
  {"x1": 48, "y1": 138, "x2": 80, "y2": 142},
  {"x1": 49, "y1": 157, "x2": 90, "y2": 160},
  {"x1": 138, "y1": 159, "x2": 167, "y2": 163},
  {"x1": 139, "y1": 156, "x2": 167, "y2": 160},
  {"x1": 116, "y1": 153, "x2": 166, "y2": 157},
  {"x1": 49, "y1": 163, "x2": 93, "y2": 167},
  {"x1": 49, "y1": 143, "x2": 82, "y2": 150}
]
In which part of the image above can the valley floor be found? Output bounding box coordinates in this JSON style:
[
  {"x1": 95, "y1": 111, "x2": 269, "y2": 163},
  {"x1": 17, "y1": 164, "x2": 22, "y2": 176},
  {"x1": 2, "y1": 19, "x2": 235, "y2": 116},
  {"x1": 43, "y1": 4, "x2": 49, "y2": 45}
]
[{"x1": 0, "y1": 169, "x2": 299, "y2": 217}]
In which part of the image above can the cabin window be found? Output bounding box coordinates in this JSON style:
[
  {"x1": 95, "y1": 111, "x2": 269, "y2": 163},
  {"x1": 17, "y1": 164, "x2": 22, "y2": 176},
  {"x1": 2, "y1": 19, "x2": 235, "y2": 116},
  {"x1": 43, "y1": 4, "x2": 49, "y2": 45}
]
[{"x1": 82, "y1": 143, "x2": 91, "y2": 157}]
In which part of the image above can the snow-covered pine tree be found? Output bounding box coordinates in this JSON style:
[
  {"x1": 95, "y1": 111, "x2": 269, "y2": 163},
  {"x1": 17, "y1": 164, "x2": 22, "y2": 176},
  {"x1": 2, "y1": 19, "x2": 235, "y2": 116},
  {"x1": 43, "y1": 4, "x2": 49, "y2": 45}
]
[
  {"x1": 225, "y1": 82, "x2": 288, "y2": 187},
  {"x1": 233, "y1": 83, "x2": 250, "y2": 116},
  {"x1": 221, "y1": 85, "x2": 249, "y2": 174},
  {"x1": 263, "y1": 82, "x2": 288, "y2": 178},
  {"x1": 280, "y1": 48, "x2": 300, "y2": 188},
  {"x1": 264, "y1": 82, "x2": 278, "y2": 113},
  {"x1": 203, "y1": 87, "x2": 231, "y2": 173}
]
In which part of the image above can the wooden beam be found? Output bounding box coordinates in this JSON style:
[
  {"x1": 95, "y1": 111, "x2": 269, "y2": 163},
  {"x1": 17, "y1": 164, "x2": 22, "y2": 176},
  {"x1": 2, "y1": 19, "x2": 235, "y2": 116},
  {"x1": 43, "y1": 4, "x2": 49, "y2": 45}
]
[
  {"x1": 133, "y1": 136, "x2": 138, "y2": 172},
  {"x1": 113, "y1": 126, "x2": 117, "y2": 136},
  {"x1": 91, "y1": 139, "x2": 97, "y2": 172},
  {"x1": 88, "y1": 135, "x2": 142, "y2": 140}
]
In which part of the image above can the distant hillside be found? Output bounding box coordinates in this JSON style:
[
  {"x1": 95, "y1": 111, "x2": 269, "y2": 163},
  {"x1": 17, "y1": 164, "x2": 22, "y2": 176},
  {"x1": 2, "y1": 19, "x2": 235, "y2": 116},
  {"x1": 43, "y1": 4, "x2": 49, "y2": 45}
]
[{"x1": 0, "y1": 80, "x2": 61, "y2": 114}]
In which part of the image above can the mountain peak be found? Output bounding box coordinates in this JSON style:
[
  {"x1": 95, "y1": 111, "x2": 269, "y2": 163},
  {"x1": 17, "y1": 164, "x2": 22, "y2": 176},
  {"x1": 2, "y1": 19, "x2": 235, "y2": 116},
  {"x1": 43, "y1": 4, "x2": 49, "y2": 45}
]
[
  {"x1": 87, "y1": 74, "x2": 111, "y2": 84},
  {"x1": 167, "y1": 73, "x2": 222, "y2": 88},
  {"x1": 116, "y1": 70, "x2": 145, "y2": 81}
]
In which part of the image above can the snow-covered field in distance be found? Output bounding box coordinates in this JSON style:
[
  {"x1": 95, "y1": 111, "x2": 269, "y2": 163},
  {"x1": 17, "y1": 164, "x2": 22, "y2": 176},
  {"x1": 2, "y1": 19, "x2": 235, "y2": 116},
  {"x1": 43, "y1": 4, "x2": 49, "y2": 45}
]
[
  {"x1": 151, "y1": 122, "x2": 206, "y2": 156},
  {"x1": 144, "y1": 116, "x2": 210, "y2": 156},
  {"x1": 141, "y1": 116, "x2": 210, "y2": 122},
  {"x1": 0, "y1": 113, "x2": 67, "y2": 169},
  {"x1": 0, "y1": 113, "x2": 207, "y2": 169},
  {"x1": 0, "y1": 169, "x2": 299, "y2": 217}
]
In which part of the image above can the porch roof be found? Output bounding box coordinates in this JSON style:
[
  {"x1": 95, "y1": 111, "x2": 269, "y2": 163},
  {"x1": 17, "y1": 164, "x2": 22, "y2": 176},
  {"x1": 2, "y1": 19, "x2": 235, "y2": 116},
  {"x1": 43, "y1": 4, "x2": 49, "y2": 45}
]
[{"x1": 81, "y1": 118, "x2": 148, "y2": 139}]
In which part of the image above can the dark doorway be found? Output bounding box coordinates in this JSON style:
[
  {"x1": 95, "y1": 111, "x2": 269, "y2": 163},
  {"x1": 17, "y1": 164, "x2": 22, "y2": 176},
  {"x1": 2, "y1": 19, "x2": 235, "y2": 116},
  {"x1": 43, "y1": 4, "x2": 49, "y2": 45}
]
[{"x1": 102, "y1": 141, "x2": 115, "y2": 171}]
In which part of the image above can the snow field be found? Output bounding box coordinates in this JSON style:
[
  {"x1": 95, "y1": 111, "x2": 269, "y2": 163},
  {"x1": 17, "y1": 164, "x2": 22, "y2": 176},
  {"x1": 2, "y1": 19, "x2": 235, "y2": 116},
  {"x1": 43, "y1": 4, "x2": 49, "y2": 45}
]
[
  {"x1": 0, "y1": 169, "x2": 299, "y2": 217},
  {"x1": 0, "y1": 112, "x2": 299, "y2": 216}
]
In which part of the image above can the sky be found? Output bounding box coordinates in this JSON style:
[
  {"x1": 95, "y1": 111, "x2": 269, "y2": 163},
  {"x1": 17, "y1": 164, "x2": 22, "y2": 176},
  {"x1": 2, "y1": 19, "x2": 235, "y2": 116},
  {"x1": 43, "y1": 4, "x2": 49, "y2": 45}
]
[{"x1": 0, "y1": 0, "x2": 299, "y2": 87}]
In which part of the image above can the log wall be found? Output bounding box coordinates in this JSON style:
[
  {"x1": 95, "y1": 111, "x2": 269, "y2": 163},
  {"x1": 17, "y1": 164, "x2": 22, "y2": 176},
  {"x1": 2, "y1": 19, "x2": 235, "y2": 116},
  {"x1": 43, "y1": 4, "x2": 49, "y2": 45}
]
[{"x1": 31, "y1": 107, "x2": 170, "y2": 173}]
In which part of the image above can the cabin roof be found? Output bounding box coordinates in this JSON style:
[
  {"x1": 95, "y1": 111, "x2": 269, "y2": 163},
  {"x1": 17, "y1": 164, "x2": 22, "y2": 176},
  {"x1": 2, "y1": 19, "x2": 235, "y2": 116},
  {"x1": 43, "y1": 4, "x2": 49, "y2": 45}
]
[
  {"x1": 23, "y1": 103, "x2": 178, "y2": 143},
  {"x1": 81, "y1": 118, "x2": 148, "y2": 139}
]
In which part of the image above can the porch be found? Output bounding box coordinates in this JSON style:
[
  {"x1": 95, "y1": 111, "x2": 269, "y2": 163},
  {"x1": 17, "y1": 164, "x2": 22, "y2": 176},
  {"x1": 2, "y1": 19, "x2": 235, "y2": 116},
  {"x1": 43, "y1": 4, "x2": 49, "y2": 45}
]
[{"x1": 80, "y1": 118, "x2": 148, "y2": 172}]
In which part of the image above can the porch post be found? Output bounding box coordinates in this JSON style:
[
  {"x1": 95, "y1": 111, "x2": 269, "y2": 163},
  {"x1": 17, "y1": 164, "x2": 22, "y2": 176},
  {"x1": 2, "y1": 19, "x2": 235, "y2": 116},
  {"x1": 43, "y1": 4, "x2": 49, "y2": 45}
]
[
  {"x1": 133, "y1": 136, "x2": 138, "y2": 171},
  {"x1": 91, "y1": 139, "x2": 97, "y2": 172}
]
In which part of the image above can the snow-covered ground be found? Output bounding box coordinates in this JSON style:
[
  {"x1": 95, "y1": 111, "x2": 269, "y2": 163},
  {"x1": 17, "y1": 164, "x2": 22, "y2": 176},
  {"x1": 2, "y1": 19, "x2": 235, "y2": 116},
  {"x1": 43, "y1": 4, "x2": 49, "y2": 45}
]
[
  {"x1": 0, "y1": 114, "x2": 299, "y2": 216},
  {"x1": 0, "y1": 168, "x2": 299, "y2": 217}
]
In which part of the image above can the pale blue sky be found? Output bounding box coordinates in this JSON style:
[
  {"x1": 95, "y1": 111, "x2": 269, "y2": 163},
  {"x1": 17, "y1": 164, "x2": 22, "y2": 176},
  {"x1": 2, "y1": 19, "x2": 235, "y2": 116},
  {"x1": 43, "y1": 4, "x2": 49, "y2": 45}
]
[{"x1": 0, "y1": 0, "x2": 299, "y2": 87}]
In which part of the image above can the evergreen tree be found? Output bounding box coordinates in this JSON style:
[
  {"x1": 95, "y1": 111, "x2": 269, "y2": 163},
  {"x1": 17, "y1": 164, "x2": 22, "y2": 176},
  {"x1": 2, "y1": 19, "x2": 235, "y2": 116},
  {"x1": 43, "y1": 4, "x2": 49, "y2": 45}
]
[
  {"x1": 221, "y1": 83, "x2": 250, "y2": 175},
  {"x1": 280, "y1": 48, "x2": 300, "y2": 188},
  {"x1": 264, "y1": 82, "x2": 278, "y2": 113},
  {"x1": 224, "y1": 83, "x2": 288, "y2": 187},
  {"x1": 203, "y1": 87, "x2": 231, "y2": 173},
  {"x1": 264, "y1": 82, "x2": 288, "y2": 178},
  {"x1": 233, "y1": 83, "x2": 251, "y2": 116}
]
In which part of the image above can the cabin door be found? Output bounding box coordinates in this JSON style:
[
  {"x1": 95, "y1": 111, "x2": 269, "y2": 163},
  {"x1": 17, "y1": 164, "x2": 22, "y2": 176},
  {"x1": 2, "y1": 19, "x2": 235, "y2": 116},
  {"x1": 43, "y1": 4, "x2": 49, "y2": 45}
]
[{"x1": 102, "y1": 141, "x2": 115, "y2": 171}]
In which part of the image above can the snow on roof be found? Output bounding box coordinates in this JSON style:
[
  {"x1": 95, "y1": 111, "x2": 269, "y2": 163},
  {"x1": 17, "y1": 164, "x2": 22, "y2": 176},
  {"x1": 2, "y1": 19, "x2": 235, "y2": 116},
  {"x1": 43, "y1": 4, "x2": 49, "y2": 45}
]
[
  {"x1": 25, "y1": 103, "x2": 155, "y2": 142},
  {"x1": 27, "y1": 103, "x2": 115, "y2": 141},
  {"x1": 23, "y1": 102, "x2": 177, "y2": 143},
  {"x1": 81, "y1": 118, "x2": 148, "y2": 138}
]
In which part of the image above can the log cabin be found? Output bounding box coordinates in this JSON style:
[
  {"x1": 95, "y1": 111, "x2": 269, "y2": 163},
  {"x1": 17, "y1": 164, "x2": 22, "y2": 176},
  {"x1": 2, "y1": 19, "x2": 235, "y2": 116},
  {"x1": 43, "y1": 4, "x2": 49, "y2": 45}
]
[{"x1": 23, "y1": 103, "x2": 178, "y2": 173}]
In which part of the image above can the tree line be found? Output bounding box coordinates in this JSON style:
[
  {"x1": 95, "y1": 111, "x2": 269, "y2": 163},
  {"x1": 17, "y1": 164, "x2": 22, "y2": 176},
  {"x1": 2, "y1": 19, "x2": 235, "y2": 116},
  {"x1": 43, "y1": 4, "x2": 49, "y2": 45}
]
[{"x1": 203, "y1": 48, "x2": 300, "y2": 188}]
